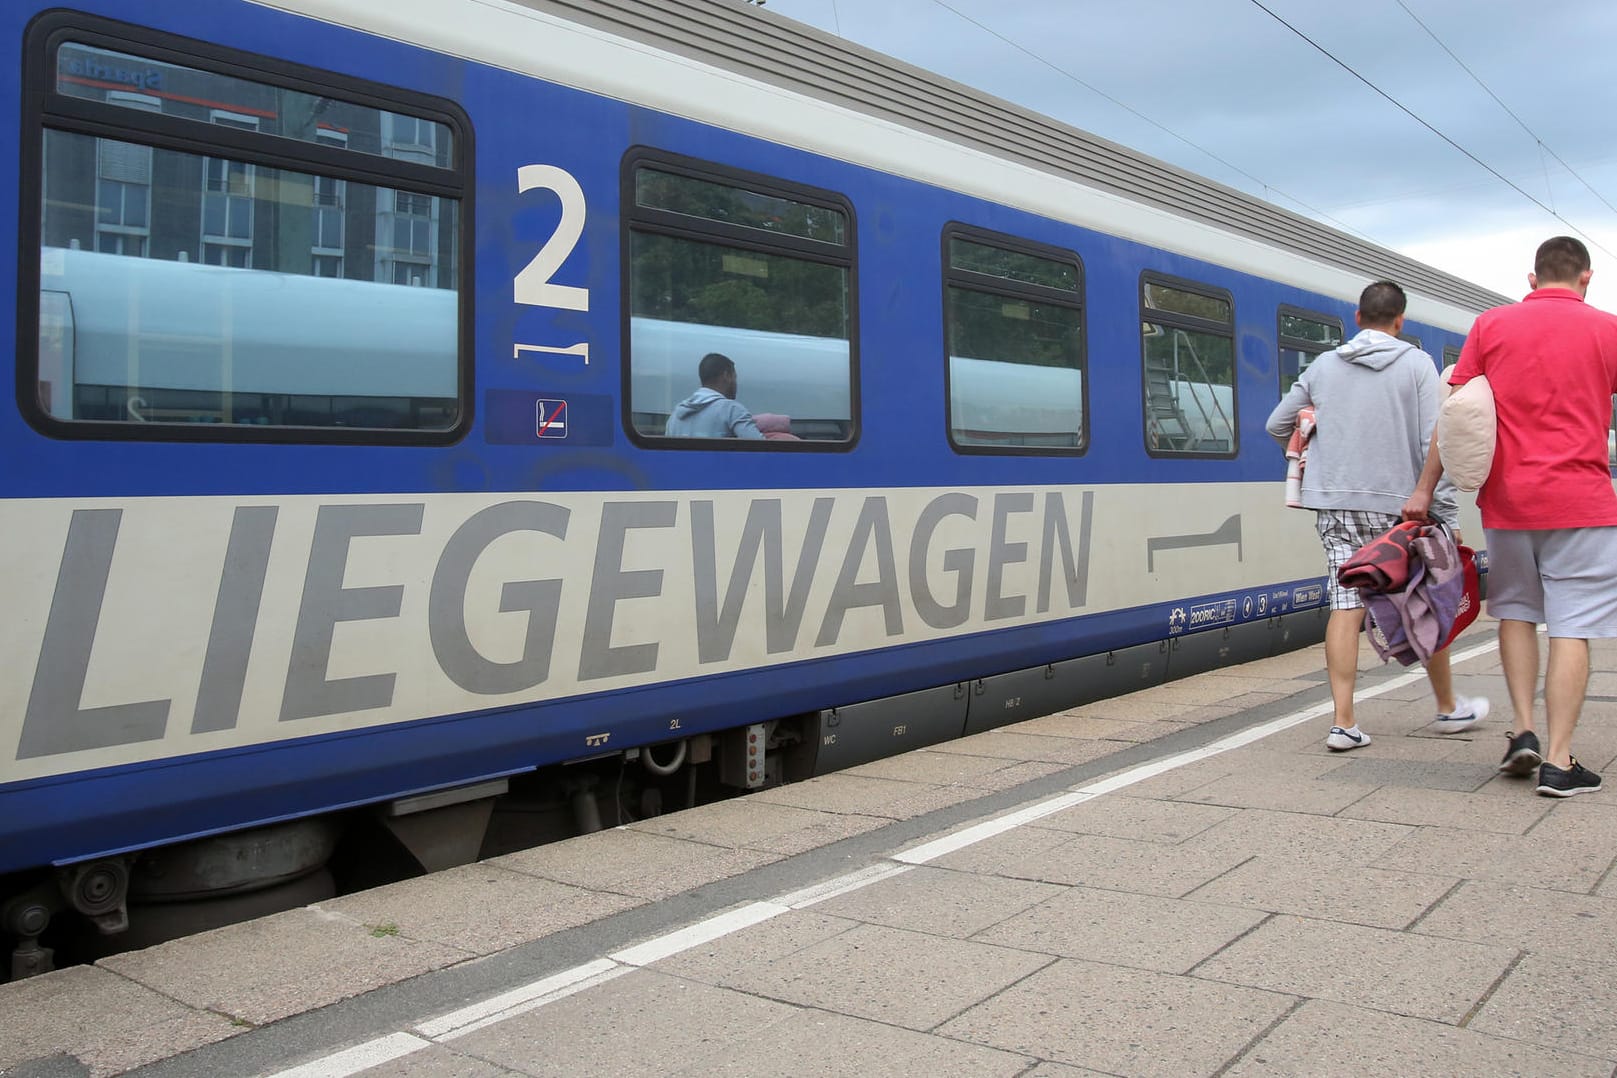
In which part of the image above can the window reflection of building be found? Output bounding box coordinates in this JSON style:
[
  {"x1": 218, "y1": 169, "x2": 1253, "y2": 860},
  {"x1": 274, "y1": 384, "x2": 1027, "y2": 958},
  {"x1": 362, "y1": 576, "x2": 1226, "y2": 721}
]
[
  {"x1": 312, "y1": 128, "x2": 347, "y2": 277},
  {"x1": 379, "y1": 114, "x2": 438, "y2": 286},
  {"x1": 94, "y1": 91, "x2": 158, "y2": 257},
  {"x1": 202, "y1": 111, "x2": 258, "y2": 268}
]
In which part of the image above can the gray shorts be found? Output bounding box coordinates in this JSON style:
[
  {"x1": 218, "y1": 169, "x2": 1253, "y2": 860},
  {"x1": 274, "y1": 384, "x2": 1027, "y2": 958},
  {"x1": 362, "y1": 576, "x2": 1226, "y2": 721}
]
[
  {"x1": 1316, "y1": 509, "x2": 1402, "y2": 610},
  {"x1": 1485, "y1": 527, "x2": 1617, "y2": 637}
]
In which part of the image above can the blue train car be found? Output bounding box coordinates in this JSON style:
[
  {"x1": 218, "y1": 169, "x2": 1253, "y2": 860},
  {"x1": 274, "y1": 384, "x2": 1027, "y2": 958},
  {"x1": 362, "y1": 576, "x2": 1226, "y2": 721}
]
[{"x1": 0, "y1": 0, "x2": 1505, "y2": 975}]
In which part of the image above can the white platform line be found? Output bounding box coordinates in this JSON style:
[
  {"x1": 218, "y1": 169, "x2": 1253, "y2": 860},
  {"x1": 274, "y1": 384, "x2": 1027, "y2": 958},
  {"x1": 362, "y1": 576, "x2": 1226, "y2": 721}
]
[
  {"x1": 270, "y1": 635, "x2": 1499, "y2": 1075},
  {"x1": 262, "y1": 1032, "x2": 429, "y2": 1078},
  {"x1": 895, "y1": 636, "x2": 1501, "y2": 860},
  {"x1": 434, "y1": 963, "x2": 630, "y2": 1042},
  {"x1": 610, "y1": 900, "x2": 788, "y2": 966},
  {"x1": 412, "y1": 957, "x2": 619, "y2": 1040},
  {"x1": 775, "y1": 862, "x2": 916, "y2": 907},
  {"x1": 892, "y1": 790, "x2": 1097, "y2": 864}
]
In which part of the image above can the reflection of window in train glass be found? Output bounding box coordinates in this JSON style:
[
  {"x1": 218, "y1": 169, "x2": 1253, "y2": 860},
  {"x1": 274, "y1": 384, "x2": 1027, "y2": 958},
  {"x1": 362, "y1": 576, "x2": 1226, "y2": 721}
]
[
  {"x1": 1278, "y1": 308, "x2": 1343, "y2": 395},
  {"x1": 55, "y1": 42, "x2": 455, "y2": 164},
  {"x1": 1141, "y1": 274, "x2": 1237, "y2": 457},
  {"x1": 33, "y1": 37, "x2": 464, "y2": 436},
  {"x1": 944, "y1": 231, "x2": 1085, "y2": 453},
  {"x1": 627, "y1": 161, "x2": 855, "y2": 443}
]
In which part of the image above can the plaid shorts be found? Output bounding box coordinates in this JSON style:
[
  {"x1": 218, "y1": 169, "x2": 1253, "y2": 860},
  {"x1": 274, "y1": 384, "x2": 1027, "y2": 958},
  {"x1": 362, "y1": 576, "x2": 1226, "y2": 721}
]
[{"x1": 1316, "y1": 509, "x2": 1403, "y2": 610}]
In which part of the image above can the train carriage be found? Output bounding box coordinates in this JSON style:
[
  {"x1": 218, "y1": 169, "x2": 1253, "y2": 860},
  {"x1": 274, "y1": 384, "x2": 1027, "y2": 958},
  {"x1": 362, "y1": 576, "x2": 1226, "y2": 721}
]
[{"x1": 0, "y1": 0, "x2": 1506, "y2": 977}]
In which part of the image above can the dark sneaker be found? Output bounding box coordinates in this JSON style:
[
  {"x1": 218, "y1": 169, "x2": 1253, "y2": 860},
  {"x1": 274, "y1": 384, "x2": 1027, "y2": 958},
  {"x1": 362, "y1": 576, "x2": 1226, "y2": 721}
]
[
  {"x1": 1498, "y1": 730, "x2": 1542, "y2": 776},
  {"x1": 1536, "y1": 757, "x2": 1603, "y2": 798}
]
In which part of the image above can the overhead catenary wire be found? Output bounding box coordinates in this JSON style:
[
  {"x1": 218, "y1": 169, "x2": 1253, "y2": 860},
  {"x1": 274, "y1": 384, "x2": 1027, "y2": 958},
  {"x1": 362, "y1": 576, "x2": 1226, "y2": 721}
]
[
  {"x1": 921, "y1": 0, "x2": 1379, "y2": 243},
  {"x1": 1393, "y1": 0, "x2": 1617, "y2": 219},
  {"x1": 1247, "y1": 0, "x2": 1617, "y2": 262}
]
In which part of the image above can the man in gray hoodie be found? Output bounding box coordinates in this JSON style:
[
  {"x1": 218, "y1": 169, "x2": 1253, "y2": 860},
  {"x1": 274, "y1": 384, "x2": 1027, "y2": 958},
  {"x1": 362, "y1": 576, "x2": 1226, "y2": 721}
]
[
  {"x1": 664, "y1": 352, "x2": 765, "y2": 439},
  {"x1": 1267, "y1": 280, "x2": 1488, "y2": 752}
]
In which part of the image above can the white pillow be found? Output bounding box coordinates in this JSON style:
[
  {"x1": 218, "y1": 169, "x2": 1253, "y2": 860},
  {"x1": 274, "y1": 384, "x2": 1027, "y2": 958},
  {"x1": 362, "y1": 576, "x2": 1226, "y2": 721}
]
[{"x1": 1437, "y1": 369, "x2": 1495, "y2": 492}]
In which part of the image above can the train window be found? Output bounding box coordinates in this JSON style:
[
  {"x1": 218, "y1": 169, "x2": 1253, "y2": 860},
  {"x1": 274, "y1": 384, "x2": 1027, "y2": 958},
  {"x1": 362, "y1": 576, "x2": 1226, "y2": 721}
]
[
  {"x1": 1442, "y1": 345, "x2": 1461, "y2": 372},
  {"x1": 943, "y1": 227, "x2": 1085, "y2": 453},
  {"x1": 1399, "y1": 332, "x2": 1423, "y2": 350},
  {"x1": 1278, "y1": 307, "x2": 1343, "y2": 394},
  {"x1": 625, "y1": 153, "x2": 855, "y2": 445},
  {"x1": 22, "y1": 14, "x2": 470, "y2": 442},
  {"x1": 1141, "y1": 274, "x2": 1236, "y2": 456}
]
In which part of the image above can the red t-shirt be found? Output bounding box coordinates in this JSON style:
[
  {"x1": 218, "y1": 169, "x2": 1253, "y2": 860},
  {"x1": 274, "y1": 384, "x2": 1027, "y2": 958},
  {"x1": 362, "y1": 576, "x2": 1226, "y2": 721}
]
[{"x1": 1450, "y1": 288, "x2": 1617, "y2": 529}]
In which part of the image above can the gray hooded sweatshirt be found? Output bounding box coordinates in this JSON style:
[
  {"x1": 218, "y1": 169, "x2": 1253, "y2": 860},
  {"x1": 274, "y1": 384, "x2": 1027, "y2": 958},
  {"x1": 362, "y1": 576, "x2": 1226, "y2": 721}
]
[
  {"x1": 1266, "y1": 328, "x2": 1456, "y2": 524},
  {"x1": 663, "y1": 387, "x2": 764, "y2": 439}
]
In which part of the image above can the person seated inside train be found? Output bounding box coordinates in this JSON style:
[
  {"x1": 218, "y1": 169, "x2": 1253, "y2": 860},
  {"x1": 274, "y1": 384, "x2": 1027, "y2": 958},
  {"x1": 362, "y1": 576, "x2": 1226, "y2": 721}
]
[{"x1": 664, "y1": 352, "x2": 766, "y2": 439}]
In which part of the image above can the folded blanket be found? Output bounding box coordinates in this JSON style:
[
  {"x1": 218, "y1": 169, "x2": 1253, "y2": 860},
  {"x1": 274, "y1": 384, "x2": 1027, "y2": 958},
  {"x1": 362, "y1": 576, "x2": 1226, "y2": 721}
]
[
  {"x1": 1337, "y1": 519, "x2": 1422, "y2": 593},
  {"x1": 1284, "y1": 406, "x2": 1315, "y2": 508}
]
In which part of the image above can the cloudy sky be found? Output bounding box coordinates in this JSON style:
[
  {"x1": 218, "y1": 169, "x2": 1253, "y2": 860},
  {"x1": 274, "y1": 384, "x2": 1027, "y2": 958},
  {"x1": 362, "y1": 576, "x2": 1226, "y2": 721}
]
[{"x1": 753, "y1": 0, "x2": 1617, "y2": 313}]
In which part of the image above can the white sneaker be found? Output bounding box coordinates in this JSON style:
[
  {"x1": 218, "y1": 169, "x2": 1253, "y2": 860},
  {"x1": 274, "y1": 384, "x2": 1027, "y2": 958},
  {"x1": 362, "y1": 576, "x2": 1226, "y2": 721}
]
[
  {"x1": 1433, "y1": 694, "x2": 1490, "y2": 735},
  {"x1": 1326, "y1": 725, "x2": 1372, "y2": 751}
]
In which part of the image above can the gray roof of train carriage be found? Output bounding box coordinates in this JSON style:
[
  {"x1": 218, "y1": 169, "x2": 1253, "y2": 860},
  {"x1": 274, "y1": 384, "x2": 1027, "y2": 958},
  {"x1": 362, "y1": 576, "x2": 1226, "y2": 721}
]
[{"x1": 514, "y1": 0, "x2": 1511, "y2": 315}]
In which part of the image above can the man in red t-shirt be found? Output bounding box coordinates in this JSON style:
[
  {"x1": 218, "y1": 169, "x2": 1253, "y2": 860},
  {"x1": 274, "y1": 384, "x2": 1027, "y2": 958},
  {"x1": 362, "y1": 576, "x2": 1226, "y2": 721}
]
[{"x1": 1439, "y1": 236, "x2": 1617, "y2": 796}]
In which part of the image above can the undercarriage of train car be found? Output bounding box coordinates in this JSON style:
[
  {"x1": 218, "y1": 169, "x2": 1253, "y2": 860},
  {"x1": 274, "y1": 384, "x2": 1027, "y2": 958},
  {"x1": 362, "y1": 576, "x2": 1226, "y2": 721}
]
[{"x1": 0, "y1": 715, "x2": 813, "y2": 982}]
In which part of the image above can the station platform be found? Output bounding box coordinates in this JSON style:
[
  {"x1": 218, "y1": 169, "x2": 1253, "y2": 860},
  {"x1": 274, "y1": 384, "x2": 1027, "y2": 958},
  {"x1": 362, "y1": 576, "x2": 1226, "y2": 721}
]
[{"x1": 7, "y1": 618, "x2": 1617, "y2": 1077}]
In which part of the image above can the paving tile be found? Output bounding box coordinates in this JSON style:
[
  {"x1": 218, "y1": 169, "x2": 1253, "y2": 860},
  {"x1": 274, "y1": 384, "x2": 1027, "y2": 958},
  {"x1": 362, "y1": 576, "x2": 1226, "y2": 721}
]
[
  {"x1": 1377, "y1": 821, "x2": 1616, "y2": 894},
  {"x1": 1017, "y1": 710, "x2": 1191, "y2": 739},
  {"x1": 808, "y1": 865, "x2": 1063, "y2": 938},
  {"x1": 927, "y1": 823, "x2": 1076, "y2": 876},
  {"x1": 1413, "y1": 880, "x2": 1617, "y2": 962},
  {"x1": 1018, "y1": 1064, "x2": 1119, "y2": 1078},
  {"x1": 626, "y1": 798, "x2": 890, "y2": 856},
  {"x1": 1235, "y1": 649, "x2": 1336, "y2": 679},
  {"x1": 1226, "y1": 998, "x2": 1611, "y2": 1077},
  {"x1": 976, "y1": 830, "x2": 1253, "y2": 898},
  {"x1": 842, "y1": 748, "x2": 1033, "y2": 784},
  {"x1": 490, "y1": 827, "x2": 782, "y2": 900},
  {"x1": 1314, "y1": 733, "x2": 1476, "y2": 762},
  {"x1": 0, "y1": 964, "x2": 239, "y2": 1076},
  {"x1": 1170, "y1": 690, "x2": 1297, "y2": 726},
  {"x1": 1195, "y1": 914, "x2": 1515, "y2": 1023},
  {"x1": 938, "y1": 957, "x2": 1293, "y2": 1077},
  {"x1": 1318, "y1": 756, "x2": 1499, "y2": 792},
  {"x1": 354, "y1": 1044, "x2": 519, "y2": 1076},
  {"x1": 1031, "y1": 792, "x2": 1236, "y2": 843},
  {"x1": 96, "y1": 906, "x2": 466, "y2": 1026},
  {"x1": 651, "y1": 910, "x2": 860, "y2": 986},
  {"x1": 1106, "y1": 674, "x2": 1298, "y2": 706},
  {"x1": 924, "y1": 731, "x2": 1123, "y2": 766},
  {"x1": 1106, "y1": 756, "x2": 1241, "y2": 800},
  {"x1": 1338, "y1": 785, "x2": 1553, "y2": 833},
  {"x1": 322, "y1": 864, "x2": 644, "y2": 955},
  {"x1": 663, "y1": 1009, "x2": 1034, "y2": 1077},
  {"x1": 1173, "y1": 767, "x2": 1379, "y2": 815},
  {"x1": 972, "y1": 885, "x2": 1267, "y2": 973},
  {"x1": 1470, "y1": 951, "x2": 1617, "y2": 1058},
  {"x1": 708, "y1": 922, "x2": 1053, "y2": 1031},
  {"x1": 1188, "y1": 857, "x2": 1456, "y2": 929},
  {"x1": 948, "y1": 758, "x2": 1072, "y2": 791},
  {"x1": 1187, "y1": 807, "x2": 1414, "y2": 867},
  {"x1": 450, "y1": 969, "x2": 798, "y2": 1078},
  {"x1": 746, "y1": 772, "x2": 988, "y2": 819}
]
